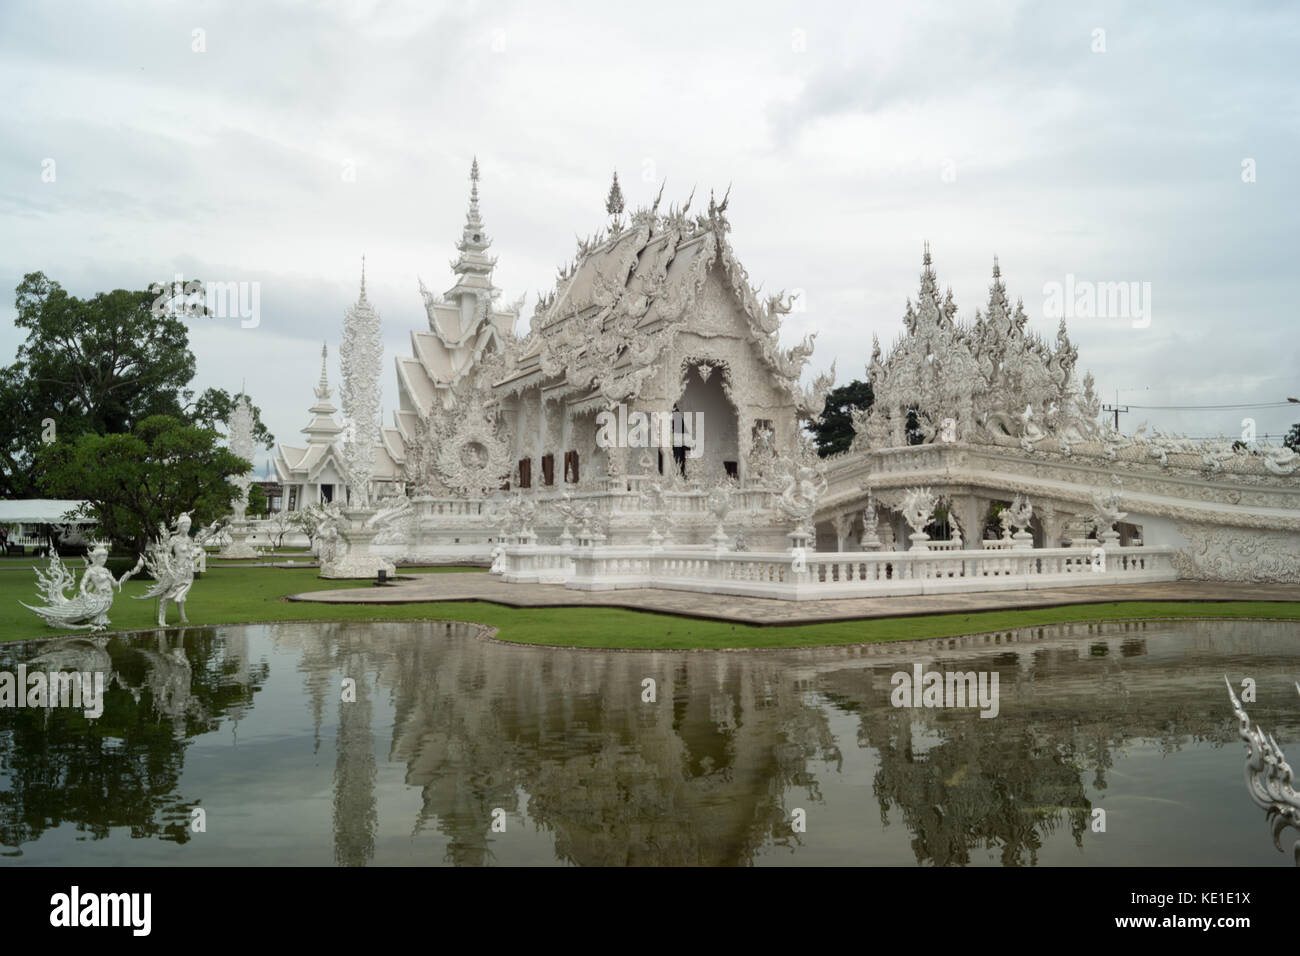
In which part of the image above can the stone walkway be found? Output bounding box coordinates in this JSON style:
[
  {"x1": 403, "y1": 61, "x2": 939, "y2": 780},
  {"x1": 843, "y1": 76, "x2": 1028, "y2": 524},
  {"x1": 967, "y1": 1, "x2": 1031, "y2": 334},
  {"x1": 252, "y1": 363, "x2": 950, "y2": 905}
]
[{"x1": 286, "y1": 573, "x2": 1300, "y2": 626}]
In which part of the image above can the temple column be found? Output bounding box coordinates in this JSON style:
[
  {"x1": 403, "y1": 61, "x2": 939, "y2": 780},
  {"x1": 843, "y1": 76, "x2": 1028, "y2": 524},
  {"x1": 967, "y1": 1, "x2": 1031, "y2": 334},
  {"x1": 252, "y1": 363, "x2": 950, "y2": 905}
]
[
  {"x1": 953, "y1": 494, "x2": 983, "y2": 550},
  {"x1": 1039, "y1": 503, "x2": 1067, "y2": 549},
  {"x1": 831, "y1": 512, "x2": 851, "y2": 552}
]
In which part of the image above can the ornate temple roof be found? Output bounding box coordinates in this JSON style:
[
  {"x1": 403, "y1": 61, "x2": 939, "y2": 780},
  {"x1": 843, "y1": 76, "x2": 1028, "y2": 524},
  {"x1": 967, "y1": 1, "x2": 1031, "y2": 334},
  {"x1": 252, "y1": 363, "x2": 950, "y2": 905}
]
[{"x1": 499, "y1": 183, "x2": 822, "y2": 410}]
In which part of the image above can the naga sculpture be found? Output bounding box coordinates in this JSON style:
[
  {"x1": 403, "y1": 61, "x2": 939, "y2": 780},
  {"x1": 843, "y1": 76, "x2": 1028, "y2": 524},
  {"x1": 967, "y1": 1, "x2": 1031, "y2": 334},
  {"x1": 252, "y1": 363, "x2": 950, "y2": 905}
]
[
  {"x1": 133, "y1": 513, "x2": 201, "y2": 626},
  {"x1": 900, "y1": 487, "x2": 938, "y2": 550},
  {"x1": 1090, "y1": 475, "x2": 1127, "y2": 547},
  {"x1": 1005, "y1": 494, "x2": 1035, "y2": 548},
  {"x1": 778, "y1": 463, "x2": 827, "y2": 537},
  {"x1": 1225, "y1": 677, "x2": 1300, "y2": 864},
  {"x1": 22, "y1": 545, "x2": 141, "y2": 632}
]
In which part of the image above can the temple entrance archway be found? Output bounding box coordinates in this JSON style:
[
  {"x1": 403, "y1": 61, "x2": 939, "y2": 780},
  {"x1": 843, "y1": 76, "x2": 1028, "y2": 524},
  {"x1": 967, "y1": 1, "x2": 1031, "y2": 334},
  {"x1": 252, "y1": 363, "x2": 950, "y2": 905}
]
[{"x1": 676, "y1": 362, "x2": 739, "y2": 484}]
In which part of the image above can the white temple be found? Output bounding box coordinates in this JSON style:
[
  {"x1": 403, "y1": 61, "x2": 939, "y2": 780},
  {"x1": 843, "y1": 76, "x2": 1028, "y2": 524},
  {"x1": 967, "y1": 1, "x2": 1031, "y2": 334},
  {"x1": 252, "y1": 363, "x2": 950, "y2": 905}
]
[
  {"x1": 273, "y1": 342, "x2": 402, "y2": 511},
  {"x1": 275, "y1": 161, "x2": 1300, "y2": 587}
]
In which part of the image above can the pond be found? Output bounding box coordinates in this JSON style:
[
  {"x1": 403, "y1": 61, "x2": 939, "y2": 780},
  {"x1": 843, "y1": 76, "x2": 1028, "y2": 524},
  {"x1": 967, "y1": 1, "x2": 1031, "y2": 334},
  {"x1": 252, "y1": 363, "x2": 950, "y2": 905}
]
[{"x1": 0, "y1": 618, "x2": 1295, "y2": 866}]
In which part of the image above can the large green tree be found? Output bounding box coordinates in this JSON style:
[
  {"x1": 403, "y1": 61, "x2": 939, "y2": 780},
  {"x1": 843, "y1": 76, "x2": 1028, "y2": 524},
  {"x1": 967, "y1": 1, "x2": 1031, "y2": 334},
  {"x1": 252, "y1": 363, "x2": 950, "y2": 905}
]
[
  {"x1": 1286, "y1": 423, "x2": 1299, "y2": 453},
  {"x1": 810, "y1": 380, "x2": 874, "y2": 457},
  {"x1": 13, "y1": 272, "x2": 195, "y2": 437},
  {"x1": 39, "y1": 415, "x2": 250, "y2": 552},
  {"x1": 1, "y1": 272, "x2": 273, "y2": 497}
]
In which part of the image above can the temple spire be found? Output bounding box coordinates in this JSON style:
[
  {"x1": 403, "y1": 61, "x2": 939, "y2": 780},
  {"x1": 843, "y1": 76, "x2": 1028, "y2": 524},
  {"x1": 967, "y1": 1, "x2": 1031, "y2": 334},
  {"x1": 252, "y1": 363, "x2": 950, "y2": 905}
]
[
  {"x1": 316, "y1": 342, "x2": 330, "y2": 398},
  {"x1": 449, "y1": 156, "x2": 497, "y2": 288},
  {"x1": 302, "y1": 341, "x2": 342, "y2": 446},
  {"x1": 360, "y1": 254, "x2": 367, "y2": 299},
  {"x1": 992, "y1": 254, "x2": 1000, "y2": 279}
]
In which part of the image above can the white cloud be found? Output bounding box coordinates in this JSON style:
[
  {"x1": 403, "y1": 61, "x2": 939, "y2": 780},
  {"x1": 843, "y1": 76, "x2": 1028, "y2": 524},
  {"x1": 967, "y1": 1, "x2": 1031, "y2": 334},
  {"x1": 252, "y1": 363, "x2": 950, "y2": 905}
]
[{"x1": 0, "y1": 0, "x2": 1295, "y2": 448}]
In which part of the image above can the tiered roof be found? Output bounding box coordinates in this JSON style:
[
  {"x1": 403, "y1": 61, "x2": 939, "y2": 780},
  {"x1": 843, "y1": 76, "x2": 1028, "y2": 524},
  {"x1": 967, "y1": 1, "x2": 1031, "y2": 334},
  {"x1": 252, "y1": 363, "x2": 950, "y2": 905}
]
[{"x1": 389, "y1": 159, "x2": 521, "y2": 461}]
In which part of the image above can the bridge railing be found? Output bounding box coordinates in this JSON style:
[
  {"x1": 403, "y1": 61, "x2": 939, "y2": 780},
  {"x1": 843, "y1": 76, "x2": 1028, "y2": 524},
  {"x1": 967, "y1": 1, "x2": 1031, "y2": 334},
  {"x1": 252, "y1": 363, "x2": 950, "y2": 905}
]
[{"x1": 499, "y1": 543, "x2": 1177, "y2": 601}]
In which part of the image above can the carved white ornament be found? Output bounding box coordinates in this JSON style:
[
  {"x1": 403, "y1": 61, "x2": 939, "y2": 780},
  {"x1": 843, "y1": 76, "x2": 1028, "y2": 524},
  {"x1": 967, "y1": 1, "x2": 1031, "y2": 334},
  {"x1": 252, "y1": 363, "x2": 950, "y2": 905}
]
[{"x1": 340, "y1": 266, "x2": 383, "y2": 508}]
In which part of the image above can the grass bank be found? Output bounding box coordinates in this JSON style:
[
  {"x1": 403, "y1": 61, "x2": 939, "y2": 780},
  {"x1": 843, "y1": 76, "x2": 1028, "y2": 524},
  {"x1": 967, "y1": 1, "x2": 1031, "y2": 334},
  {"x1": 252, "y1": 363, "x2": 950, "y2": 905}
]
[{"x1": 0, "y1": 563, "x2": 1296, "y2": 648}]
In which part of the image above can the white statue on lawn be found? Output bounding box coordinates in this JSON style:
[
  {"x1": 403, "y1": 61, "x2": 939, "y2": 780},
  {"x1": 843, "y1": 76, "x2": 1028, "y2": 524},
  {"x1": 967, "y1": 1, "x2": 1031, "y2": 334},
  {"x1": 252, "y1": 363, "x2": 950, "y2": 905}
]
[
  {"x1": 133, "y1": 513, "x2": 201, "y2": 626},
  {"x1": 22, "y1": 544, "x2": 141, "y2": 632}
]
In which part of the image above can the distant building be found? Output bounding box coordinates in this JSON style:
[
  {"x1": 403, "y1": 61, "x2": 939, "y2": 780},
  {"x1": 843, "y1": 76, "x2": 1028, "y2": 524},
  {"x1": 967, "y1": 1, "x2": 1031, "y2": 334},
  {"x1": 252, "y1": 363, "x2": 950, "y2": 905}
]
[
  {"x1": 0, "y1": 499, "x2": 95, "y2": 553},
  {"x1": 271, "y1": 343, "x2": 402, "y2": 511}
]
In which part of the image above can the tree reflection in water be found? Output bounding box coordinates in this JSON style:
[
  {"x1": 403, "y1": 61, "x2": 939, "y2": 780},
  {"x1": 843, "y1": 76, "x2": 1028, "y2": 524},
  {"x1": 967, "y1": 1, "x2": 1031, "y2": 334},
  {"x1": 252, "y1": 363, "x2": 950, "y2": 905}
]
[
  {"x1": 0, "y1": 618, "x2": 1296, "y2": 866},
  {"x1": 0, "y1": 628, "x2": 268, "y2": 853}
]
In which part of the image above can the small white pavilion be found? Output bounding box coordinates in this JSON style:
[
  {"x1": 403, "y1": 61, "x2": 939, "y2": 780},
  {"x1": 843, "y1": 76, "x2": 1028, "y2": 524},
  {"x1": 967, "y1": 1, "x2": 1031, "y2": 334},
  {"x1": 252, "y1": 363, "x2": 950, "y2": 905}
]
[{"x1": 272, "y1": 341, "x2": 404, "y2": 511}]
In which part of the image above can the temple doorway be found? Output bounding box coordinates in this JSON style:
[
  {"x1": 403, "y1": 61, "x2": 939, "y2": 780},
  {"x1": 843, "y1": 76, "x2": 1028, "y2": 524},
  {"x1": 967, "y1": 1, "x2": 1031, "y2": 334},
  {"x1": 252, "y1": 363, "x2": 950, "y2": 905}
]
[{"x1": 676, "y1": 363, "x2": 739, "y2": 483}]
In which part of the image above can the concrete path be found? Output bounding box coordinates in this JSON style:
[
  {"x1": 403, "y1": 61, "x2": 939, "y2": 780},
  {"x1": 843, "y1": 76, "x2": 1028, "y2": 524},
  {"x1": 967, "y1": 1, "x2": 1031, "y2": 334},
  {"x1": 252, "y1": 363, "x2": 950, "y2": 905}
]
[{"x1": 286, "y1": 573, "x2": 1300, "y2": 626}]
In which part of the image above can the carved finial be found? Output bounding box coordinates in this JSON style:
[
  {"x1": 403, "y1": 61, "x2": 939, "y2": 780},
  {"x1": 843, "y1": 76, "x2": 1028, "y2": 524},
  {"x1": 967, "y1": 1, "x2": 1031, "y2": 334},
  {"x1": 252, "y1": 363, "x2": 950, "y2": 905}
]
[
  {"x1": 464, "y1": 157, "x2": 483, "y2": 224},
  {"x1": 922, "y1": 240, "x2": 932, "y2": 267},
  {"x1": 992, "y1": 254, "x2": 1000, "y2": 279},
  {"x1": 360, "y1": 254, "x2": 367, "y2": 298},
  {"x1": 316, "y1": 342, "x2": 330, "y2": 395},
  {"x1": 651, "y1": 179, "x2": 666, "y2": 215},
  {"x1": 605, "y1": 170, "x2": 625, "y2": 217}
]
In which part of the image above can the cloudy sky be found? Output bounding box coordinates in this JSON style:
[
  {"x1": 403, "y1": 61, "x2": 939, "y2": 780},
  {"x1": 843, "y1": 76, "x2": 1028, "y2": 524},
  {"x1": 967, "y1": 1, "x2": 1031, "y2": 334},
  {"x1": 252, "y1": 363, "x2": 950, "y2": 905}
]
[{"x1": 1, "y1": 0, "x2": 1296, "y2": 471}]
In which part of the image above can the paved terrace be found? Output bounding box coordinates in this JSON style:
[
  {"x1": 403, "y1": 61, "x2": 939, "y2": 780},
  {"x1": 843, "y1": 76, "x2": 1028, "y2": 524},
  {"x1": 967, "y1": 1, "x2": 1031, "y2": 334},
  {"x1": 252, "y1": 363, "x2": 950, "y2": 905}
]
[{"x1": 286, "y1": 573, "x2": 1300, "y2": 626}]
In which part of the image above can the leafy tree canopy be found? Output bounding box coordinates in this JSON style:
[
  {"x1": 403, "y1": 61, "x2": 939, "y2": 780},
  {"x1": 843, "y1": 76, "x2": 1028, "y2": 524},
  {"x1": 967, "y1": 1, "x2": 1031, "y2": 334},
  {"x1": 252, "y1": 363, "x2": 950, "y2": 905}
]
[
  {"x1": 38, "y1": 415, "x2": 250, "y2": 552},
  {"x1": 810, "y1": 380, "x2": 874, "y2": 457},
  {"x1": 14, "y1": 272, "x2": 194, "y2": 437},
  {"x1": 190, "y1": 387, "x2": 275, "y2": 449},
  {"x1": 246, "y1": 482, "x2": 268, "y2": 518},
  {"x1": 1, "y1": 272, "x2": 273, "y2": 497}
]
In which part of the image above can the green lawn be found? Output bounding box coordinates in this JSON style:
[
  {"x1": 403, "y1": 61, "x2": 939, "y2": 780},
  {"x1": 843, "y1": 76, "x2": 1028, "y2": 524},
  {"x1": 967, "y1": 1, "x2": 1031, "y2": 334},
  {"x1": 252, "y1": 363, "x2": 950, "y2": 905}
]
[{"x1": 0, "y1": 563, "x2": 1296, "y2": 649}]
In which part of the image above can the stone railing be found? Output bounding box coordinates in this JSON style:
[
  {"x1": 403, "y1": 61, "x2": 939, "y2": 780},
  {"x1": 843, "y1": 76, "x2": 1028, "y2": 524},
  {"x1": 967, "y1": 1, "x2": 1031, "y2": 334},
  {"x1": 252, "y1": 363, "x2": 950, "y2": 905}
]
[
  {"x1": 498, "y1": 544, "x2": 572, "y2": 584},
  {"x1": 499, "y1": 543, "x2": 1177, "y2": 601},
  {"x1": 411, "y1": 496, "x2": 489, "y2": 518}
]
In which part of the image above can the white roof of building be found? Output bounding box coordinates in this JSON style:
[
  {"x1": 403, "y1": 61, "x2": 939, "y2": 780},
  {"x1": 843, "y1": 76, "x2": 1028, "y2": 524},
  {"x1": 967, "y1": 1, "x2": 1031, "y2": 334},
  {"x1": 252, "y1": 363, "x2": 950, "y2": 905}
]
[{"x1": 0, "y1": 499, "x2": 95, "y2": 524}]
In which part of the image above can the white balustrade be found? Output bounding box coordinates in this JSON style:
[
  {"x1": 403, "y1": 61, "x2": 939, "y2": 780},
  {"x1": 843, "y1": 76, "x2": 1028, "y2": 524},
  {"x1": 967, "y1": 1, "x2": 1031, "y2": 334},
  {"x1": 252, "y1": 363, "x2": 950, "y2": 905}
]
[{"x1": 503, "y1": 543, "x2": 1177, "y2": 600}]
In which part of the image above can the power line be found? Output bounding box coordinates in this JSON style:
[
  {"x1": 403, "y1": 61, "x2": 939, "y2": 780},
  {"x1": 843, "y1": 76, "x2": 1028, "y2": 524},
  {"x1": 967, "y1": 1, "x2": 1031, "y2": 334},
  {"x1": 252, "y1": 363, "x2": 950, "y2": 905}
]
[{"x1": 1125, "y1": 401, "x2": 1296, "y2": 411}]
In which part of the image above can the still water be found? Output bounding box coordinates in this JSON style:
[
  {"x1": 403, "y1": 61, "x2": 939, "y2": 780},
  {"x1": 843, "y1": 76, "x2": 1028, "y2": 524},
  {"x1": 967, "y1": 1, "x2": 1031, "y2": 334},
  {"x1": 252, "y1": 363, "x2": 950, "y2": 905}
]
[{"x1": 0, "y1": 618, "x2": 1295, "y2": 866}]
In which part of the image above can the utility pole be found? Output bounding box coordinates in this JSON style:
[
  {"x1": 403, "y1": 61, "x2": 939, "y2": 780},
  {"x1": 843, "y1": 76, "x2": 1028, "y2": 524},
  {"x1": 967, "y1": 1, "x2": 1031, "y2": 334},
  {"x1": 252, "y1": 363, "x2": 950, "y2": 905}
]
[{"x1": 1101, "y1": 403, "x2": 1129, "y2": 431}]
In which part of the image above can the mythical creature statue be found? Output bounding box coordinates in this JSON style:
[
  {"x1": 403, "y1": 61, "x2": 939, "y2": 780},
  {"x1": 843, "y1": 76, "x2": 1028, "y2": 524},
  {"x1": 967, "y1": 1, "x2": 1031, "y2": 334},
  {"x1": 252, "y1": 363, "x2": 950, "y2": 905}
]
[
  {"x1": 551, "y1": 490, "x2": 592, "y2": 538},
  {"x1": 133, "y1": 513, "x2": 202, "y2": 626},
  {"x1": 22, "y1": 545, "x2": 141, "y2": 632},
  {"x1": 1090, "y1": 476, "x2": 1127, "y2": 534},
  {"x1": 1264, "y1": 444, "x2": 1300, "y2": 476},
  {"x1": 900, "y1": 487, "x2": 938, "y2": 535},
  {"x1": 503, "y1": 493, "x2": 538, "y2": 538},
  {"x1": 318, "y1": 521, "x2": 345, "y2": 567},
  {"x1": 299, "y1": 501, "x2": 349, "y2": 565},
  {"x1": 1005, "y1": 494, "x2": 1034, "y2": 532},
  {"x1": 778, "y1": 463, "x2": 827, "y2": 536},
  {"x1": 1226, "y1": 677, "x2": 1300, "y2": 863},
  {"x1": 706, "y1": 480, "x2": 735, "y2": 525},
  {"x1": 639, "y1": 481, "x2": 675, "y2": 541},
  {"x1": 746, "y1": 423, "x2": 781, "y2": 484}
]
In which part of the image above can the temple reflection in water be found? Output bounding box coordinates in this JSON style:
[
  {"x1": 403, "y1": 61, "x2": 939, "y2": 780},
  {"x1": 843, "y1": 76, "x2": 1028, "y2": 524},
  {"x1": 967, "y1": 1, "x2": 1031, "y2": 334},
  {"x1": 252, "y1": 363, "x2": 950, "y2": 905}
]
[{"x1": 0, "y1": 619, "x2": 1296, "y2": 866}]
